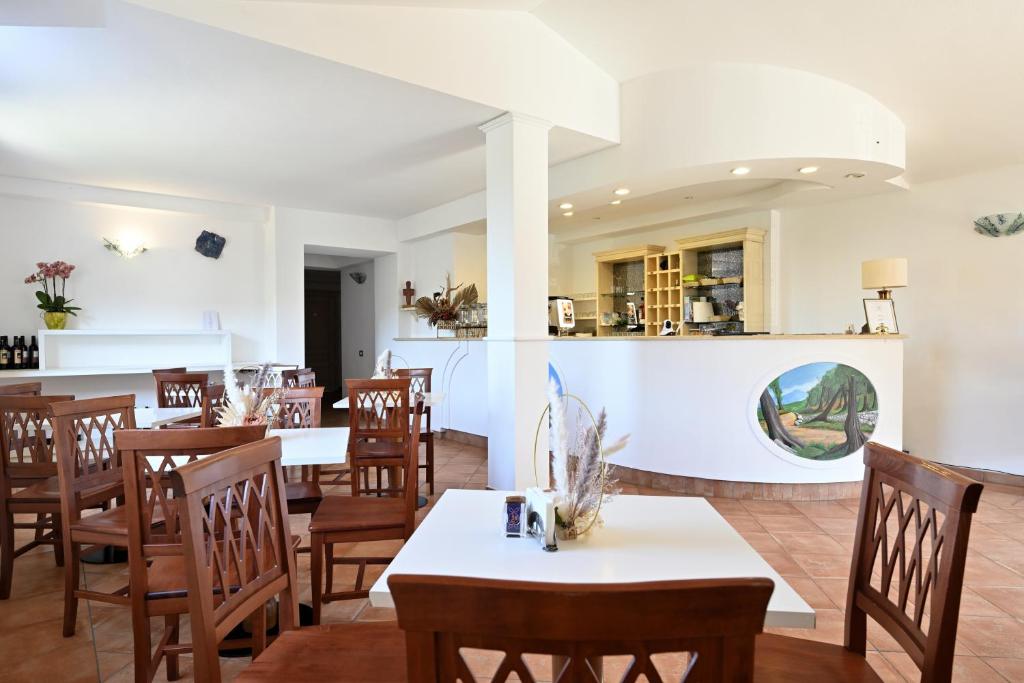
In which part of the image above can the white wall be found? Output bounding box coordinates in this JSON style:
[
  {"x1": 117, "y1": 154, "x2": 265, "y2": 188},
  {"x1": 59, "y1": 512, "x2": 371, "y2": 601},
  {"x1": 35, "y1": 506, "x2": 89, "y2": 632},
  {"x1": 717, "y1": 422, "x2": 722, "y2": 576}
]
[
  {"x1": 339, "y1": 261, "x2": 375, "y2": 383},
  {"x1": 271, "y1": 206, "x2": 398, "y2": 364},
  {"x1": 0, "y1": 192, "x2": 269, "y2": 404},
  {"x1": 781, "y1": 163, "x2": 1024, "y2": 474},
  {"x1": 452, "y1": 232, "x2": 487, "y2": 303}
]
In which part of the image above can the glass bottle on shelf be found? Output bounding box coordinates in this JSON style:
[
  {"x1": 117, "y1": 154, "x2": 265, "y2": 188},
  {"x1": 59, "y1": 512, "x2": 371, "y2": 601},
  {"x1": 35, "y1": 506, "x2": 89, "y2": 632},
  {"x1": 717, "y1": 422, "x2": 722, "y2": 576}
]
[{"x1": 0, "y1": 336, "x2": 9, "y2": 370}]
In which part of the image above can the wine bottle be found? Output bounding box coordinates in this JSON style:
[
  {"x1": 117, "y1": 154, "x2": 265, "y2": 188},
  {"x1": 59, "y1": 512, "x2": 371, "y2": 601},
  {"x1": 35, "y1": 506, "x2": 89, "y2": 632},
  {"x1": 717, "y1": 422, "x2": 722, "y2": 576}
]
[
  {"x1": 28, "y1": 335, "x2": 39, "y2": 369},
  {"x1": 12, "y1": 336, "x2": 23, "y2": 369},
  {"x1": 0, "y1": 336, "x2": 9, "y2": 370}
]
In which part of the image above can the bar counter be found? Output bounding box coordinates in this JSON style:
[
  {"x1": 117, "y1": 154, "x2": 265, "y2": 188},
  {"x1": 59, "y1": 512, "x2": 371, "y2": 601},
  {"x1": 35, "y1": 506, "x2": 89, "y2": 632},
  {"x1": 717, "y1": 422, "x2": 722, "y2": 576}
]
[{"x1": 389, "y1": 334, "x2": 903, "y2": 486}]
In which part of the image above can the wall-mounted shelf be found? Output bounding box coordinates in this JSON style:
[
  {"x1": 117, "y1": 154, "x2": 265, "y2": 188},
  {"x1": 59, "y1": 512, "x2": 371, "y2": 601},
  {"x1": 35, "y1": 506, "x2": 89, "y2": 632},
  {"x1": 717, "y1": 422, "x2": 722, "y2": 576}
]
[{"x1": 0, "y1": 330, "x2": 233, "y2": 379}]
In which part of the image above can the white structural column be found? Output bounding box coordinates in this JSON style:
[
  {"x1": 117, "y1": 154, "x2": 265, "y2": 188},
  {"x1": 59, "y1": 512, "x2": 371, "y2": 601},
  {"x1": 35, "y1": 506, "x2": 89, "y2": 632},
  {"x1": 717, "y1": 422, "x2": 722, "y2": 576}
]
[{"x1": 480, "y1": 112, "x2": 552, "y2": 490}]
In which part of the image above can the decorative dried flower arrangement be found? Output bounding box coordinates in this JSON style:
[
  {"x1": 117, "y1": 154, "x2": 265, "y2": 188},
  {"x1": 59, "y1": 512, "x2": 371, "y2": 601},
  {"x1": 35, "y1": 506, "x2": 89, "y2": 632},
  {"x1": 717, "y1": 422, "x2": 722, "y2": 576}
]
[
  {"x1": 413, "y1": 274, "x2": 478, "y2": 327},
  {"x1": 543, "y1": 380, "x2": 629, "y2": 540},
  {"x1": 216, "y1": 363, "x2": 283, "y2": 427}
]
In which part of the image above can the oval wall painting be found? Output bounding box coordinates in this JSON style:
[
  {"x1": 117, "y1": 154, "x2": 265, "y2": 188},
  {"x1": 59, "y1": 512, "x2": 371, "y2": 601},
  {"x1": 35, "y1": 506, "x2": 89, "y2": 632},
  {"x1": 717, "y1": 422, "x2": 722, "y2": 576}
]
[{"x1": 756, "y1": 362, "x2": 878, "y2": 460}]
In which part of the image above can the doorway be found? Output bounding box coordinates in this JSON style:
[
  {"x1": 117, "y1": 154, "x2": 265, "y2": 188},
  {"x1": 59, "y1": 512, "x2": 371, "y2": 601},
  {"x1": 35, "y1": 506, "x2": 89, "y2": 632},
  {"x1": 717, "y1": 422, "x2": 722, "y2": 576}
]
[{"x1": 303, "y1": 258, "x2": 376, "y2": 405}]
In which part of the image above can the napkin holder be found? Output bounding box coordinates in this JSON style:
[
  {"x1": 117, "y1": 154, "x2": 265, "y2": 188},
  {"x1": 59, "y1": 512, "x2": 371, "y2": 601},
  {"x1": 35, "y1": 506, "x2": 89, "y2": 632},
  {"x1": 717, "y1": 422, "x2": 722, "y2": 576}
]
[{"x1": 525, "y1": 486, "x2": 559, "y2": 552}]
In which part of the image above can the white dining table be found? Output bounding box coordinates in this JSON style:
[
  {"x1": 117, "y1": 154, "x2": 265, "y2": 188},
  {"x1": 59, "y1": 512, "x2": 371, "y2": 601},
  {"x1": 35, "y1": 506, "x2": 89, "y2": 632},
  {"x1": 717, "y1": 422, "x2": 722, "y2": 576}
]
[
  {"x1": 370, "y1": 489, "x2": 815, "y2": 629},
  {"x1": 332, "y1": 391, "x2": 445, "y2": 411},
  {"x1": 143, "y1": 427, "x2": 349, "y2": 469},
  {"x1": 134, "y1": 407, "x2": 203, "y2": 429}
]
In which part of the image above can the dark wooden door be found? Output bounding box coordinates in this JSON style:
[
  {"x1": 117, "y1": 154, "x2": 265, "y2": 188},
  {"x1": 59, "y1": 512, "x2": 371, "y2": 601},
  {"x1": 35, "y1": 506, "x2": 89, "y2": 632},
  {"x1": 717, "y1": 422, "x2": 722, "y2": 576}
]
[{"x1": 304, "y1": 270, "x2": 341, "y2": 393}]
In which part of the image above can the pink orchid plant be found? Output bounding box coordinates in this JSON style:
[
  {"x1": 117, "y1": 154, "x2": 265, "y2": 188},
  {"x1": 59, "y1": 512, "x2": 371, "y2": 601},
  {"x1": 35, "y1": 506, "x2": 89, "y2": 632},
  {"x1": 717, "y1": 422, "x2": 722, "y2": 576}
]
[{"x1": 24, "y1": 261, "x2": 81, "y2": 316}]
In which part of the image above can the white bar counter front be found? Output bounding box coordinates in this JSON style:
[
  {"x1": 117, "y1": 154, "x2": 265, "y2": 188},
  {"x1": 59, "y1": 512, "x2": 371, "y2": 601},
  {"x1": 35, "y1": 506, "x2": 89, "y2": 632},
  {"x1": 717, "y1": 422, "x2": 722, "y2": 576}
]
[{"x1": 389, "y1": 334, "x2": 903, "y2": 485}]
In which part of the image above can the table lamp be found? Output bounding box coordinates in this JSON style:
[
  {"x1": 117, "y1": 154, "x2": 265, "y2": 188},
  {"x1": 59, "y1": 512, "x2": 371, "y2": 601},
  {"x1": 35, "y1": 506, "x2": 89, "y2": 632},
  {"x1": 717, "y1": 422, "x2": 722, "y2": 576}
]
[{"x1": 861, "y1": 258, "x2": 908, "y2": 299}]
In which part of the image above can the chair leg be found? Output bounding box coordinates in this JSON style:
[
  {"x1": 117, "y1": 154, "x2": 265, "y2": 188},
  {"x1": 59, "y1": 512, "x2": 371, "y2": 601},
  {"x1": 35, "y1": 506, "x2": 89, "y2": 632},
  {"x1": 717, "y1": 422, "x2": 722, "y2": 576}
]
[
  {"x1": 62, "y1": 541, "x2": 80, "y2": 637},
  {"x1": 251, "y1": 603, "x2": 267, "y2": 659},
  {"x1": 0, "y1": 510, "x2": 14, "y2": 600},
  {"x1": 164, "y1": 614, "x2": 180, "y2": 681},
  {"x1": 52, "y1": 514, "x2": 64, "y2": 567},
  {"x1": 310, "y1": 532, "x2": 323, "y2": 626},
  {"x1": 324, "y1": 543, "x2": 335, "y2": 597},
  {"x1": 426, "y1": 434, "x2": 435, "y2": 495},
  {"x1": 131, "y1": 605, "x2": 153, "y2": 683}
]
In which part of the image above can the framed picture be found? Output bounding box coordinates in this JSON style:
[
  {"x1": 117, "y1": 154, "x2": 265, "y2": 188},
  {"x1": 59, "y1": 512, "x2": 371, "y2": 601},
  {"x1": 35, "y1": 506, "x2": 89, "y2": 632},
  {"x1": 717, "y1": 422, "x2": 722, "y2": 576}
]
[{"x1": 863, "y1": 298, "x2": 899, "y2": 334}]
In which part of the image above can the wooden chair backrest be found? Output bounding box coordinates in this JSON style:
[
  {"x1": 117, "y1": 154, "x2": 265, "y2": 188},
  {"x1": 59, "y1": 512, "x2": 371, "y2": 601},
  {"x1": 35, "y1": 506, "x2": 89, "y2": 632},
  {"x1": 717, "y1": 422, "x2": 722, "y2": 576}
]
[
  {"x1": 117, "y1": 426, "x2": 268, "y2": 592},
  {"x1": 50, "y1": 395, "x2": 137, "y2": 521},
  {"x1": 270, "y1": 386, "x2": 323, "y2": 430},
  {"x1": 153, "y1": 372, "x2": 209, "y2": 408},
  {"x1": 199, "y1": 384, "x2": 226, "y2": 428},
  {"x1": 389, "y1": 574, "x2": 774, "y2": 683},
  {"x1": 347, "y1": 378, "x2": 411, "y2": 442},
  {"x1": 151, "y1": 368, "x2": 187, "y2": 375},
  {"x1": 0, "y1": 382, "x2": 43, "y2": 397},
  {"x1": 281, "y1": 368, "x2": 314, "y2": 388},
  {"x1": 395, "y1": 368, "x2": 431, "y2": 395},
  {"x1": 845, "y1": 442, "x2": 983, "y2": 680},
  {"x1": 172, "y1": 437, "x2": 297, "y2": 683},
  {"x1": 0, "y1": 395, "x2": 74, "y2": 490}
]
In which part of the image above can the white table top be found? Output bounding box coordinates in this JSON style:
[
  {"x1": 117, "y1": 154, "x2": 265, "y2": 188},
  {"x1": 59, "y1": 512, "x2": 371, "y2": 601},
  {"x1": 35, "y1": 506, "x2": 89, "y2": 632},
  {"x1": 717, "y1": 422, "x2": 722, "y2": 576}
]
[
  {"x1": 370, "y1": 490, "x2": 815, "y2": 629},
  {"x1": 145, "y1": 427, "x2": 349, "y2": 469},
  {"x1": 134, "y1": 407, "x2": 202, "y2": 429},
  {"x1": 332, "y1": 391, "x2": 445, "y2": 410},
  {"x1": 267, "y1": 427, "x2": 349, "y2": 466}
]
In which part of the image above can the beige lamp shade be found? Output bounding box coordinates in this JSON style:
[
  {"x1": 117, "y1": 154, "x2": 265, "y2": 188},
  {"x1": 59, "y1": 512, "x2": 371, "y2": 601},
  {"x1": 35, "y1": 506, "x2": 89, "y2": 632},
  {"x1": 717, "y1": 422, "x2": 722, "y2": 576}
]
[{"x1": 862, "y1": 258, "x2": 908, "y2": 290}]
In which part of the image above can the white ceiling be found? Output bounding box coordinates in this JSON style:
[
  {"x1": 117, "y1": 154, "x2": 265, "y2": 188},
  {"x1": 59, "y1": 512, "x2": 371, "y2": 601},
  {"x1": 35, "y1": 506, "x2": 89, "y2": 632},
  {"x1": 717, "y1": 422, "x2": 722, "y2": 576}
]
[
  {"x1": 533, "y1": 0, "x2": 1024, "y2": 183},
  {"x1": 244, "y1": 0, "x2": 545, "y2": 7},
  {"x1": 0, "y1": 0, "x2": 602, "y2": 218}
]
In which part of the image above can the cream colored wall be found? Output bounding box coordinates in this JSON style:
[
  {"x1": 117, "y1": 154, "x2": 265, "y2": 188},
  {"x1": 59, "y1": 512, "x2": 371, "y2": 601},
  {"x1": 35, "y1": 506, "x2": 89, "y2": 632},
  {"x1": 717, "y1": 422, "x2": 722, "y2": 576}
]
[
  {"x1": 452, "y1": 232, "x2": 487, "y2": 303},
  {"x1": 549, "y1": 210, "x2": 773, "y2": 296},
  {"x1": 780, "y1": 163, "x2": 1024, "y2": 474}
]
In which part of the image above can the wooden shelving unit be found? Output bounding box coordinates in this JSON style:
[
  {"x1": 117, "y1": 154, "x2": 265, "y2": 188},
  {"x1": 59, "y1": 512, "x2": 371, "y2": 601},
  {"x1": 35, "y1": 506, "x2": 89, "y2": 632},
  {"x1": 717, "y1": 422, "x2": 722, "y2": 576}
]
[
  {"x1": 675, "y1": 228, "x2": 765, "y2": 334},
  {"x1": 644, "y1": 251, "x2": 682, "y2": 336},
  {"x1": 593, "y1": 245, "x2": 664, "y2": 337}
]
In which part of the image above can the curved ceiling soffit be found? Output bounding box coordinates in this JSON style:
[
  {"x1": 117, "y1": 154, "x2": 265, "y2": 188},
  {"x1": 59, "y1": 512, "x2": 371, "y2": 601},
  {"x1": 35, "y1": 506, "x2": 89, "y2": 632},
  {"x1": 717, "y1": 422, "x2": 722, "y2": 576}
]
[{"x1": 549, "y1": 62, "x2": 907, "y2": 205}]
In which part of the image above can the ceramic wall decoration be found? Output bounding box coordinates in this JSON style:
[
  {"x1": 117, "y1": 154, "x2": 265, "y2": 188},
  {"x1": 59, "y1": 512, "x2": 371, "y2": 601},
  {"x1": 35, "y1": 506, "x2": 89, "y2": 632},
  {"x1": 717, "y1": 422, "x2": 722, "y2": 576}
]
[
  {"x1": 974, "y1": 213, "x2": 1024, "y2": 237},
  {"x1": 756, "y1": 362, "x2": 877, "y2": 460},
  {"x1": 195, "y1": 230, "x2": 226, "y2": 258}
]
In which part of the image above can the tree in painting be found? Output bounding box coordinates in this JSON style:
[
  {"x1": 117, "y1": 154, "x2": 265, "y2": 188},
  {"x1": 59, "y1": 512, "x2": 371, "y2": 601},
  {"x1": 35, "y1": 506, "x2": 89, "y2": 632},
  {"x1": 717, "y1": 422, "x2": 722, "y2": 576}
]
[{"x1": 756, "y1": 363, "x2": 877, "y2": 460}]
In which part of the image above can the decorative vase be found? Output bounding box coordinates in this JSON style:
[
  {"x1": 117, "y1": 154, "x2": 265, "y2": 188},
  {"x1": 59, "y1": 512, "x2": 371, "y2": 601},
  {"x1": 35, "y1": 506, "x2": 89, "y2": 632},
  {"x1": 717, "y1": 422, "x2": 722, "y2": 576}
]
[
  {"x1": 435, "y1": 320, "x2": 457, "y2": 338},
  {"x1": 43, "y1": 311, "x2": 67, "y2": 330}
]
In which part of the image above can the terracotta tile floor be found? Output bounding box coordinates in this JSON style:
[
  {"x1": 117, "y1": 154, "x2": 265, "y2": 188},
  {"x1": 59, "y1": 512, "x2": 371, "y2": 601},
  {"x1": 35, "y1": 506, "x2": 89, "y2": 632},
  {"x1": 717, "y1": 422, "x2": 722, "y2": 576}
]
[{"x1": 3, "y1": 437, "x2": 1024, "y2": 681}]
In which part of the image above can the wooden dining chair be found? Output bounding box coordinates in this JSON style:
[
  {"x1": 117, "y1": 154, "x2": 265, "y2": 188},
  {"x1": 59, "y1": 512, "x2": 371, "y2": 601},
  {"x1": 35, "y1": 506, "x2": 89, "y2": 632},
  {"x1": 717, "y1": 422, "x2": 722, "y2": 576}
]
[
  {"x1": 270, "y1": 387, "x2": 325, "y2": 551},
  {"x1": 755, "y1": 443, "x2": 984, "y2": 682},
  {"x1": 153, "y1": 371, "x2": 209, "y2": 409},
  {"x1": 51, "y1": 394, "x2": 138, "y2": 637},
  {"x1": 395, "y1": 368, "x2": 434, "y2": 495},
  {"x1": 309, "y1": 395, "x2": 423, "y2": 623},
  {"x1": 171, "y1": 436, "x2": 407, "y2": 683},
  {"x1": 0, "y1": 394, "x2": 74, "y2": 599},
  {"x1": 346, "y1": 378, "x2": 412, "y2": 497},
  {"x1": 389, "y1": 574, "x2": 775, "y2": 682},
  {"x1": 0, "y1": 382, "x2": 43, "y2": 396},
  {"x1": 118, "y1": 425, "x2": 267, "y2": 683},
  {"x1": 199, "y1": 384, "x2": 225, "y2": 428},
  {"x1": 281, "y1": 368, "x2": 315, "y2": 388}
]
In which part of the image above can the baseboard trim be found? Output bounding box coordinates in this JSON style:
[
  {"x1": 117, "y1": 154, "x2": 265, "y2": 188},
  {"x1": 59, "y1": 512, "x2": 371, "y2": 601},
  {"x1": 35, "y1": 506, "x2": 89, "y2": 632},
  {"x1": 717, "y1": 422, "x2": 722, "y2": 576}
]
[
  {"x1": 614, "y1": 465, "x2": 862, "y2": 501},
  {"x1": 943, "y1": 464, "x2": 1024, "y2": 492},
  {"x1": 439, "y1": 429, "x2": 487, "y2": 450}
]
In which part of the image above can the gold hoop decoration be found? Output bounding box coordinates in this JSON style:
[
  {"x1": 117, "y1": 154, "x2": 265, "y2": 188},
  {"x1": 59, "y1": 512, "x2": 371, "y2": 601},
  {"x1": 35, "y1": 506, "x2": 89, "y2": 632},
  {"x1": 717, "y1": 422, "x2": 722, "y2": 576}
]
[{"x1": 532, "y1": 393, "x2": 607, "y2": 538}]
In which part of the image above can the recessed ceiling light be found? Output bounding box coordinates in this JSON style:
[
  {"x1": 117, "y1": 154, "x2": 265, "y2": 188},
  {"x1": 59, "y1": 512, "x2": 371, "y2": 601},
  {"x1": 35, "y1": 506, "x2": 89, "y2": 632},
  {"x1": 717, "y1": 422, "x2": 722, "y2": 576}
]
[
  {"x1": 609, "y1": 199, "x2": 622, "y2": 205},
  {"x1": 684, "y1": 196, "x2": 694, "y2": 200},
  {"x1": 731, "y1": 167, "x2": 751, "y2": 175},
  {"x1": 562, "y1": 211, "x2": 574, "y2": 217},
  {"x1": 845, "y1": 172, "x2": 866, "y2": 179},
  {"x1": 798, "y1": 166, "x2": 819, "y2": 174},
  {"x1": 559, "y1": 202, "x2": 573, "y2": 210},
  {"x1": 613, "y1": 187, "x2": 631, "y2": 196}
]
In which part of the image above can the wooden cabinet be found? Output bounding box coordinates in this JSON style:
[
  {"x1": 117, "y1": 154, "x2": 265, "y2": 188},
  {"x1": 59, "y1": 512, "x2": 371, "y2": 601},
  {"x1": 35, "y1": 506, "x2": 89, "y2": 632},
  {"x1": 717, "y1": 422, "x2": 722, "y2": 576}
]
[
  {"x1": 592, "y1": 245, "x2": 664, "y2": 337},
  {"x1": 675, "y1": 228, "x2": 766, "y2": 334}
]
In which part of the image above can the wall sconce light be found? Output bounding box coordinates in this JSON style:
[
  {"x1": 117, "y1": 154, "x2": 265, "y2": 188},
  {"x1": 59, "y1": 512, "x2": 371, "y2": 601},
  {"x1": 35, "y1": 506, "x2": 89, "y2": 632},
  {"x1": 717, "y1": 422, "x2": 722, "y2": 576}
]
[
  {"x1": 103, "y1": 236, "x2": 148, "y2": 259},
  {"x1": 349, "y1": 271, "x2": 368, "y2": 284}
]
